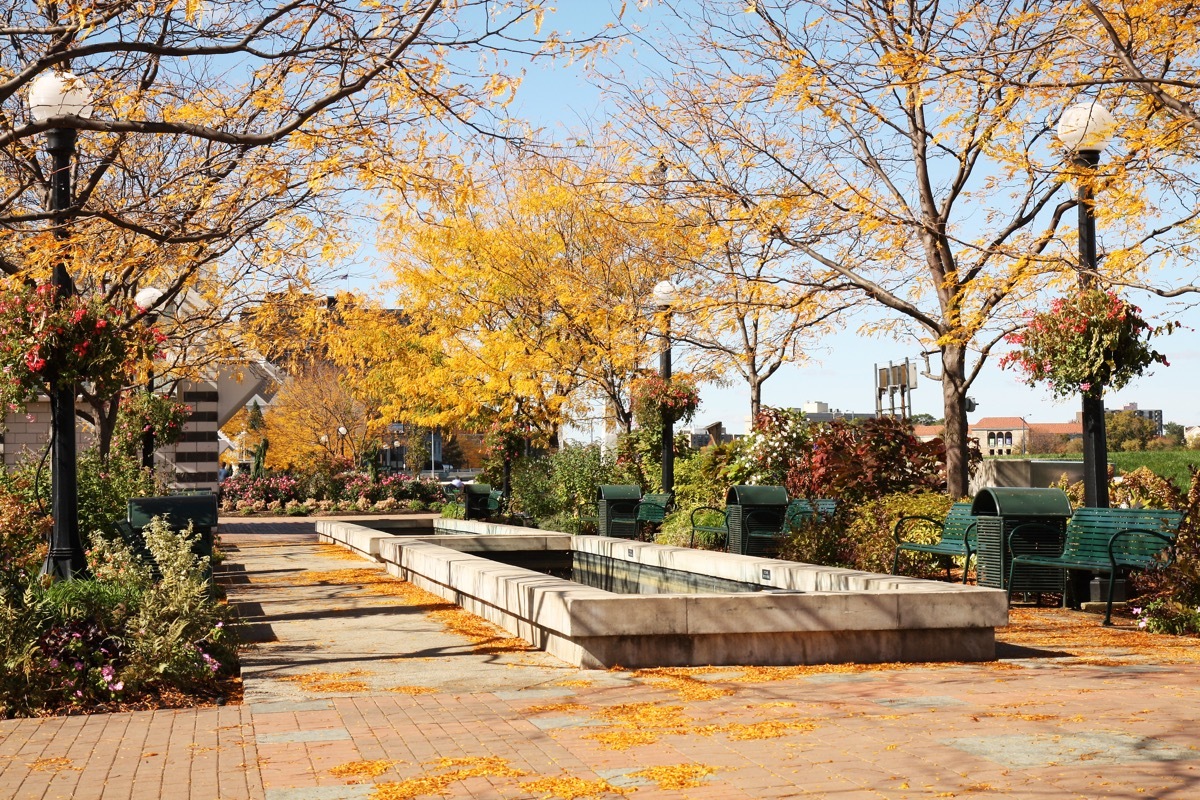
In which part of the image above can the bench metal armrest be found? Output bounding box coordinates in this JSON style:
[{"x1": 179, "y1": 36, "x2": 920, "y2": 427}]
[
  {"x1": 960, "y1": 520, "x2": 978, "y2": 554},
  {"x1": 690, "y1": 506, "x2": 727, "y2": 527},
  {"x1": 1108, "y1": 527, "x2": 1176, "y2": 570},
  {"x1": 689, "y1": 506, "x2": 728, "y2": 548}
]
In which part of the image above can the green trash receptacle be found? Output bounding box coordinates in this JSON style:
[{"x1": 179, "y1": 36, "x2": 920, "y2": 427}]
[
  {"x1": 463, "y1": 483, "x2": 494, "y2": 520},
  {"x1": 971, "y1": 487, "x2": 1072, "y2": 592},
  {"x1": 725, "y1": 485, "x2": 789, "y2": 557},
  {"x1": 597, "y1": 485, "x2": 642, "y2": 539}
]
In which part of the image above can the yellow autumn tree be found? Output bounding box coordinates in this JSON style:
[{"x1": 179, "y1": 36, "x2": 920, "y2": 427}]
[
  {"x1": 262, "y1": 362, "x2": 383, "y2": 473},
  {"x1": 0, "y1": 1, "x2": 600, "y2": 450},
  {"x1": 608, "y1": 0, "x2": 1187, "y2": 497},
  {"x1": 330, "y1": 148, "x2": 696, "y2": 441}
]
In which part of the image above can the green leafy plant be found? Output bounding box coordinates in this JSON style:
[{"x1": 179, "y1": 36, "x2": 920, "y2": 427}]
[
  {"x1": 1000, "y1": 290, "x2": 1176, "y2": 398},
  {"x1": 0, "y1": 508, "x2": 235, "y2": 718},
  {"x1": 1133, "y1": 599, "x2": 1200, "y2": 635},
  {"x1": 2, "y1": 449, "x2": 161, "y2": 541}
]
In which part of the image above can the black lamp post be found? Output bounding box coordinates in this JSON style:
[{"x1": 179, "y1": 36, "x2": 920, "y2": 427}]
[
  {"x1": 30, "y1": 71, "x2": 94, "y2": 580},
  {"x1": 134, "y1": 286, "x2": 165, "y2": 470},
  {"x1": 1057, "y1": 101, "x2": 1117, "y2": 509},
  {"x1": 652, "y1": 280, "x2": 678, "y2": 496}
]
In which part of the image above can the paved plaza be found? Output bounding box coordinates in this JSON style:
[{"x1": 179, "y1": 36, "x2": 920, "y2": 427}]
[{"x1": 1, "y1": 517, "x2": 1199, "y2": 799}]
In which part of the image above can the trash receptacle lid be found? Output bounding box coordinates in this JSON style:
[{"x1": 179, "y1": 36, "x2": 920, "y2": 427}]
[
  {"x1": 597, "y1": 484, "x2": 642, "y2": 501},
  {"x1": 971, "y1": 487, "x2": 1072, "y2": 517},
  {"x1": 726, "y1": 485, "x2": 789, "y2": 506},
  {"x1": 463, "y1": 483, "x2": 493, "y2": 496}
]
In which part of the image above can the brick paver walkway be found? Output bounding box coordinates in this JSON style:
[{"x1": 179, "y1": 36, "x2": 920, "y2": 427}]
[{"x1": 2, "y1": 517, "x2": 1199, "y2": 799}]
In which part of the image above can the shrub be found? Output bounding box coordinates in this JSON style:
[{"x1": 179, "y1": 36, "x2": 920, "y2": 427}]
[
  {"x1": 723, "y1": 410, "x2": 946, "y2": 507},
  {"x1": 1133, "y1": 600, "x2": 1200, "y2": 635},
  {"x1": 0, "y1": 484, "x2": 50, "y2": 595},
  {"x1": 835, "y1": 492, "x2": 954, "y2": 576},
  {"x1": 2, "y1": 449, "x2": 160, "y2": 541},
  {"x1": 1133, "y1": 466, "x2": 1200, "y2": 633},
  {"x1": 788, "y1": 417, "x2": 946, "y2": 505},
  {"x1": 0, "y1": 514, "x2": 234, "y2": 718}
]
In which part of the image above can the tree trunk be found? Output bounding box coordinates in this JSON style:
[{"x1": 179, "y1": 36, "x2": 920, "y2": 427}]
[
  {"x1": 941, "y1": 345, "x2": 970, "y2": 499},
  {"x1": 82, "y1": 394, "x2": 121, "y2": 462},
  {"x1": 749, "y1": 378, "x2": 762, "y2": 428}
]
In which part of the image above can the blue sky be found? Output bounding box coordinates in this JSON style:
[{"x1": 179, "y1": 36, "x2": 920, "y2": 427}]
[
  {"x1": 520, "y1": 5, "x2": 1200, "y2": 432},
  {"x1": 349, "y1": 3, "x2": 1200, "y2": 434}
]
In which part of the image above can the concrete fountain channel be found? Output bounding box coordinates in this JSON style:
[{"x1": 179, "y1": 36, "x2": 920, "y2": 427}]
[{"x1": 316, "y1": 518, "x2": 1008, "y2": 669}]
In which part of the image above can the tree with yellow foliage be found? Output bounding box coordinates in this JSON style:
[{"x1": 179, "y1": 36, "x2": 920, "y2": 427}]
[
  {"x1": 331, "y1": 149, "x2": 690, "y2": 442},
  {"x1": 1, "y1": 0, "x2": 600, "y2": 454},
  {"x1": 670, "y1": 203, "x2": 855, "y2": 423},
  {"x1": 610, "y1": 0, "x2": 1191, "y2": 497},
  {"x1": 261, "y1": 362, "x2": 382, "y2": 473}
]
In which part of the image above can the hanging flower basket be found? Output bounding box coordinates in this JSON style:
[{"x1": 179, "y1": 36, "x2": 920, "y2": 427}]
[
  {"x1": 999, "y1": 290, "x2": 1176, "y2": 398},
  {"x1": 630, "y1": 373, "x2": 700, "y2": 428},
  {"x1": 0, "y1": 282, "x2": 153, "y2": 413},
  {"x1": 113, "y1": 391, "x2": 192, "y2": 457}
]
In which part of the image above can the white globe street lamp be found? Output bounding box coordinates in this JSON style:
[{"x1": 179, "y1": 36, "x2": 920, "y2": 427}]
[
  {"x1": 28, "y1": 71, "x2": 94, "y2": 123},
  {"x1": 1057, "y1": 100, "x2": 1116, "y2": 514},
  {"x1": 28, "y1": 70, "x2": 93, "y2": 580}
]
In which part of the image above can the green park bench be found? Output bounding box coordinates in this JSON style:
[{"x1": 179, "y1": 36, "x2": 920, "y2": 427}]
[
  {"x1": 123, "y1": 493, "x2": 220, "y2": 576},
  {"x1": 607, "y1": 492, "x2": 672, "y2": 540},
  {"x1": 892, "y1": 502, "x2": 978, "y2": 583},
  {"x1": 688, "y1": 495, "x2": 836, "y2": 553},
  {"x1": 786, "y1": 498, "x2": 837, "y2": 526},
  {"x1": 689, "y1": 505, "x2": 728, "y2": 549},
  {"x1": 1006, "y1": 506, "x2": 1184, "y2": 626}
]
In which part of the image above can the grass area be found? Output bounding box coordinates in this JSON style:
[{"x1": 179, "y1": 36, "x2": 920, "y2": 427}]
[{"x1": 1000, "y1": 450, "x2": 1199, "y2": 489}]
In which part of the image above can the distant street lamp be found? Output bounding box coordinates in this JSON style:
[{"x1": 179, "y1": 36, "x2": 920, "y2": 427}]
[
  {"x1": 337, "y1": 425, "x2": 348, "y2": 459},
  {"x1": 652, "y1": 280, "x2": 678, "y2": 496},
  {"x1": 1057, "y1": 100, "x2": 1117, "y2": 509},
  {"x1": 29, "y1": 71, "x2": 94, "y2": 580},
  {"x1": 134, "y1": 286, "x2": 165, "y2": 469}
]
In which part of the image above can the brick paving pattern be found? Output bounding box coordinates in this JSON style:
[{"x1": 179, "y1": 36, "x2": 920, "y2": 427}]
[{"x1": 2, "y1": 516, "x2": 1198, "y2": 799}]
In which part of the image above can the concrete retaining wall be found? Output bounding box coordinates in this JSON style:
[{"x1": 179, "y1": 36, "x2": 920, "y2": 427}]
[{"x1": 317, "y1": 518, "x2": 1008, "y2": 669}]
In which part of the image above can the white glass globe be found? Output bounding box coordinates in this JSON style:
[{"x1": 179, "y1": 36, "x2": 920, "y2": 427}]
[
  {"x1": 28, "y1": 71, "x2": 94, "y2": 122},
  {"x1": 1057, "y1": 102, "x2": 1116, "y2": 152},
  {"x1": 652, "y1": 280, "x2": 678, "y2": 308},
  {"x1": 134, "y1": 287, "x2": 164, "y2": 309}
]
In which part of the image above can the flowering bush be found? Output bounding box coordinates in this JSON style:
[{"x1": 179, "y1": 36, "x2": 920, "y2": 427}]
[
  {"x1": 218, "y1": 469, "x2": 440, "y2": 513},
  {"x1": 1132, "y1": 600, "x2": 1200, "y2": 635},
  {"x1": 727, "y1": 408, "x2": 812, "y2": 487},
  {"x1": 630, "y1": 373, "x2": 700, "y2": 428},
  {"x1": 0, "y1": 281, "x2": 154, "y2": 412},
  {"x1": 220, "y1": 473, "x2": 303, "y2": 505},
  {"x1": 1000, "y1": 290, "x2": 1176, "y2": 398},
  {"x1": 112, "y1": 391, "x2": 191, "y2": 457},
  {"x1": 0, "y1": 515, "x2": 234, "y2": 717},
  {"x1": 727, "y1": 410, "x2": 945, "y2": 504}
]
